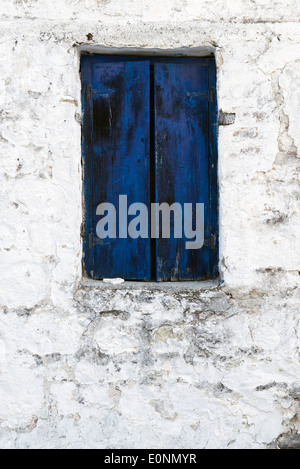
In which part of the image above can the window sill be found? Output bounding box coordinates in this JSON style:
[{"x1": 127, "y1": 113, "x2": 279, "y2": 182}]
[{"x1": 80, "y1": 278, "x2": 221, "y2": 293}]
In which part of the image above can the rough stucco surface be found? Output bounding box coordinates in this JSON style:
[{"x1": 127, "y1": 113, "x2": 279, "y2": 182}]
[{"x1": 0, "y1": 0, "x2": 299, "y2": 449}]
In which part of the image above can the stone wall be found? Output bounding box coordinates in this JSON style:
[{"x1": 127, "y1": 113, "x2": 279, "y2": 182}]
[{"x1": 0, "y1": 0, "x2": 299, "y2": 448}]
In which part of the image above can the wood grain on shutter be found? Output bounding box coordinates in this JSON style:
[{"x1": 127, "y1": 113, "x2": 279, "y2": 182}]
[
  {"x1": 82, "y1": 56, "x2": 151, "y2": 280},
  {"x1": 154, "y1": 62, "x2": 211, "y2": 280}
]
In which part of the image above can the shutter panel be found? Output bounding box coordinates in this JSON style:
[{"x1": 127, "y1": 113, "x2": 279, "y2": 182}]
[
  {"x1": 82, "y1": 57, "x2": 151, "y2": 280},
  {"x1": 154, "y1": 62, "x2": 211, "y2": 280}
]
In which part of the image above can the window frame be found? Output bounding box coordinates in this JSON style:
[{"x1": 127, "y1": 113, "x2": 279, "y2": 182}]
[{"x1": 81, "y1": 53, "x2": 219, "y2": 281}]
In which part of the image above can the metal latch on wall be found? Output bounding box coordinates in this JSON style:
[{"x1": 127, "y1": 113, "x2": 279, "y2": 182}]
[{"x1": 218, "y1": 110, "x2": 236, "y2": 126}]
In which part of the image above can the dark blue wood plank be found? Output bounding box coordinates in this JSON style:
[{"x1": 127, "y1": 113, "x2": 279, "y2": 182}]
[
  {"x1": 154, "y1": 62, "x2": 211, "y2": 281},
  {"x1": 81, "y1": 55, "x2": 94, "y2": 277},
  {"x1": 208, "y1": 60, "x2": 219, "y2": 279},
  {"x1": 88, "y1": 59, "x2": 151, "y2": 280}
]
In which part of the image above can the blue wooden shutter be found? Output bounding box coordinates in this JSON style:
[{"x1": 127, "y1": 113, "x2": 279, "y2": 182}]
[
  {"x1": 154, "y1": 61, "x2": 213, "y2": 281},
  {"x1": 82, "y1": 56, "x2": 151, "y2": 280},
  {"x1": 82, "y1": 56, "x2": 218, "y2": 282}
]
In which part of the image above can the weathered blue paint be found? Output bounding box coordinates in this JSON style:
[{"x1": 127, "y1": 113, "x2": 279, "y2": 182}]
[
  {"x1": 155, "y1": 62, "x2": 211, "y2": 280},
  {"x1": 82, "y1": 56, "x2": 151, "y2": 279},
  {"x1": 208, "y1": 60, "x2": 219, "y2": 279},
  {"x1": 81, "y1": 55, "x2": 94, "y2": 277},
  {"x1": 81, "y1": 55, "x2": 218, "y2": 281}
]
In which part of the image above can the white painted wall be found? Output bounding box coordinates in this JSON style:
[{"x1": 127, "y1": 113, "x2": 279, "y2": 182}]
[{"x1": 0, "y1": 0, "x2": 299, "y2": 449}]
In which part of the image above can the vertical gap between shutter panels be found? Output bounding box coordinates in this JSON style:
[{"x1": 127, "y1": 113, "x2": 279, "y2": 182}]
[{"x1": 150, "y1": 63, "x2": 156, "y2": 281}]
